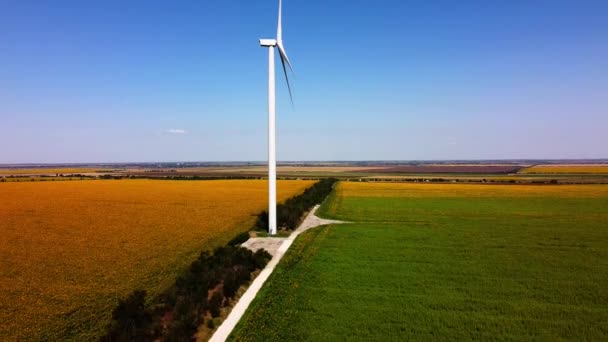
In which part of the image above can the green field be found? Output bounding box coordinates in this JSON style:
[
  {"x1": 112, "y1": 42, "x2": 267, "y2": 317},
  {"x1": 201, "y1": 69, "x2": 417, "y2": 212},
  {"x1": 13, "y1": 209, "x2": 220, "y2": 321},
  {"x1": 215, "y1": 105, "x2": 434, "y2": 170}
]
[{"x1": 231, "y1": 182, "x2": 608, "y2": 340}]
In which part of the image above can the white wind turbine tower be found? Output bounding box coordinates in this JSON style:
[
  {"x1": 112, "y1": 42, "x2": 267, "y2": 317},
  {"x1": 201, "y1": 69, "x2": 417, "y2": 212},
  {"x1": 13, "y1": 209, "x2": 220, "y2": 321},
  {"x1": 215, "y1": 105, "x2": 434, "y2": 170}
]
[{"x1": 260, "y1": 0, "x2": 294, "y2": 235}]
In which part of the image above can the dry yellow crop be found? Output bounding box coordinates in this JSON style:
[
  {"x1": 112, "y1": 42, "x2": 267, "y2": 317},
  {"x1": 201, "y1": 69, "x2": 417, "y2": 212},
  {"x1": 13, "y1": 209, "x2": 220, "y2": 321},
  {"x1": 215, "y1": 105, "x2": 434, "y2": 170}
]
[
  {"x1": 520, "y1": 165, "x2": 608, "y2": 174},
  {"x1": 0, "y1": 179, "x2": 313, "y2": 341},
  {"x1": 336, "y1": 181, "x2": 608, "y2": 199}
]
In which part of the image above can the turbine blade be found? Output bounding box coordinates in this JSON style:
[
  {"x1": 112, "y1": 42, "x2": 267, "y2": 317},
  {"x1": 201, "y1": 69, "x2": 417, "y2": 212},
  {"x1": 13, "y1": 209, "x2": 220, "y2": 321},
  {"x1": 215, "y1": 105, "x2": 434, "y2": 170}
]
[
  {"x1": 277, "y1": 42, "x2": 294, "y2": 74},
  {"x1": 279, "y1": 51, "x2": 293, "y2": 105},
  {"x1": 276, "y1": 0, "x2": 293, "y2": 104},
  {"x1": 277, "y1": 0, "x2": 283, "y2": 42}
]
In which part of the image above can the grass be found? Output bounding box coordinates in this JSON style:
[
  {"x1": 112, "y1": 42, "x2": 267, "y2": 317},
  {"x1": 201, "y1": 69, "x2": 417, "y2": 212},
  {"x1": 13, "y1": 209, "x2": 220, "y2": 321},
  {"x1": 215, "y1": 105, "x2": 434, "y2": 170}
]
[
  {"x1": 231, "y1": 182, "x2": 608, "y2": 341},
  {"x1": 0, "y1": 179, "x2": 314, "y2": 341}
]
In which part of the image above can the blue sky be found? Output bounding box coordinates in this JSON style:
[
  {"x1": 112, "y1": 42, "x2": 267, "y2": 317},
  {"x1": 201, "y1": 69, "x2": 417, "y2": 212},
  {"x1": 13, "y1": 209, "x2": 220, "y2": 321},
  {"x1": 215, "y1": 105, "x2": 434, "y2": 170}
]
[{"x1": 1, "y1": 0, "x2": 607, "y2": 163}]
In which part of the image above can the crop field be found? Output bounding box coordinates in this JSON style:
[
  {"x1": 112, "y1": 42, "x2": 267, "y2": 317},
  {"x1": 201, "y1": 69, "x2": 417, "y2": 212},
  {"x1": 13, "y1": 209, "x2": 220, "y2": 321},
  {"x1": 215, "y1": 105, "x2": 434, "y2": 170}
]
[
  {"x1": 521, "y1": 165, "x2": 608, "y2": 174},
  {"x1": 232, "y1": 182, "x2": 608, "y2": 340},
  {"x1": 0, "y1": 168, "x2": 107, "y2": 175},
  {"x1": 0, "y1": 179, "x2": 314, "y2": 341},
  {"x1": 357, "y1": 165, "x2": 522, "y2": 174},
  {"x1": 123, "y1": 166, "x2": 385, "y2": 178},
  {"x1": 174, "y1": 166, "x2": 376, "y2": 173}
]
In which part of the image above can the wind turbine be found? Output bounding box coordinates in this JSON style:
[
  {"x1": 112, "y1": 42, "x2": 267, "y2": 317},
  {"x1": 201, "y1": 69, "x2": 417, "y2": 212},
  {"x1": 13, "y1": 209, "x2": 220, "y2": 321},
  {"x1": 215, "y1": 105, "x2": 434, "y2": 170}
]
[{"x1": 260, "y1": 0, "x2": 293, "y2": 235}]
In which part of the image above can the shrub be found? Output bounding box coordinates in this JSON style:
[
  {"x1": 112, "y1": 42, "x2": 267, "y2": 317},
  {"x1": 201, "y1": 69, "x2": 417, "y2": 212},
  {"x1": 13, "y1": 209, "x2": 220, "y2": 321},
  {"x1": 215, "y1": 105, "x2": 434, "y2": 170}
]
[
  {"x1": 206, "y1": 317, "x2": 223, "y2": 329},
  {"x1": 255, "y1": 211, "x2": 269, "y2": 231},
  {"x1": 223, "y1": 270, "x2": 239, "y2": 299},
  {"x1": 102, "y1": 290, "x2": 151, "y2": 341},
  {"x1": 253, "y1": 249, "x2": 272, "y2": 269},
  {"x1": 228, "y1": 231, "x2": 250, "y2": 246},
  {"x1": 209, "y1": 292, "x2": 223, "y2": 318}
]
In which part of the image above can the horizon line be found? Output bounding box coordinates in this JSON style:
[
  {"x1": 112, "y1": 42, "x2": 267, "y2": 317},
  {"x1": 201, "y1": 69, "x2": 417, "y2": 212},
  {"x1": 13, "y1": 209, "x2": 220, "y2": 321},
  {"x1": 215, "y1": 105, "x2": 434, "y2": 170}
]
[{"x1": 1, "y1": 158, "x2": 608, "y2": 167}]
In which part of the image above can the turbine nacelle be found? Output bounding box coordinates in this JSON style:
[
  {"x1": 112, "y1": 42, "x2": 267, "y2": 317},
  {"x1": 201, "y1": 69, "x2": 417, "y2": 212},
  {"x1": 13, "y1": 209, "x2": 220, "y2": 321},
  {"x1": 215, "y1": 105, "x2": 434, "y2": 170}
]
[{"x1": 259, "y1": 39, "x2": 277, "y2": 47}]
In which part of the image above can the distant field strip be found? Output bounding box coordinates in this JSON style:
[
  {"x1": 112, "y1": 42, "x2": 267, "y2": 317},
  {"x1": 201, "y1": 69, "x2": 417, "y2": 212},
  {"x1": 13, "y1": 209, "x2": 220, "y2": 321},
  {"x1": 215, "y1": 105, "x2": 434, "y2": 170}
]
[
  {"x1": 232, "y1": 182, "x2": 608, "y2": 340},
  {"x1": 174, "y1": 166, "x2": 378, "y2": 173},
  {"x1": 356, "y1": 165, "x2": 522, "y2": 174},
  {"x1": 330, "y1": 182, "x2": 608, "y2": 199},
  {"x1": 0, "y1": 179, "x2": 314, "y2": 341},
  {"x1": 521, "y1": 165, "x2": 608, "y2": 174},
  {"x1": 0, "y1": 168, "x2": 107, "y2": 175}
]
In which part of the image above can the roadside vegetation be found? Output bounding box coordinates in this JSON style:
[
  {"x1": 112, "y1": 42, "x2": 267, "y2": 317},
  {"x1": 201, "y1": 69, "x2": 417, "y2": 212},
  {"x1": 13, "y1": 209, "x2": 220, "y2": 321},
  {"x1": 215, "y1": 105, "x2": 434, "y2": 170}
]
[
  {"x1": 232, "y1": 182, "x2": 608, "y2": 340},
  {"x1": 102, "y1": 246, "x2": 271, "y2": 341},
  {"x1": 254, "y1": 178, "x2": 338, "y2": 231}
]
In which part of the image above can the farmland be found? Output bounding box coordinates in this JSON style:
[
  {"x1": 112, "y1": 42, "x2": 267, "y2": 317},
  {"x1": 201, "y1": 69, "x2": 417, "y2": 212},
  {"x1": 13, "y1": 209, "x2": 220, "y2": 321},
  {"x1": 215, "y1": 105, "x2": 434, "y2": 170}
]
[
  {"x1": 520, "y1": 164, "x2": 608, "y2": 174},
  {"x1": 232, "y1": 182, "x2": 608, "y2": 340},
  {"x1": 0, "y1": 179, "x2": 314, "y2": 341},
  {"x1": 357, "y1": 165, "x2": 523, "y2": 174},
  {"x1": 3, "y1": 162, "x2": 608, "y2": 185},
  {"x1": 0, "y1": 167, "x2": 108, "y2": 175}
]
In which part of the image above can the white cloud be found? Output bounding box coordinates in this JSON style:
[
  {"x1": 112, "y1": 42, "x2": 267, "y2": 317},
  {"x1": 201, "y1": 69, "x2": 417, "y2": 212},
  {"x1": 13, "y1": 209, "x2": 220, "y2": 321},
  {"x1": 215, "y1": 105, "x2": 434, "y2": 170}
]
[{"x1": 166, "y1": 129, "x2": 187, "y2": 134}]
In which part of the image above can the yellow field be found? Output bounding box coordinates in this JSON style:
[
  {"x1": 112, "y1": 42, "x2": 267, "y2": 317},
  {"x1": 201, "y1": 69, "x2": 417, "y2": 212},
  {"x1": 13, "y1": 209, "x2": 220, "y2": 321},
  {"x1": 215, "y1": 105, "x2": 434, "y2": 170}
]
[
  {"x1": 520, "y1": 165, "x2": 608, "y2": 174},
  {"x1": 0, "y1": 179, "x2": 313, "y2": 341},
  {"x1": 335, "y1": 181, "x2": 608, "y2": 198}
]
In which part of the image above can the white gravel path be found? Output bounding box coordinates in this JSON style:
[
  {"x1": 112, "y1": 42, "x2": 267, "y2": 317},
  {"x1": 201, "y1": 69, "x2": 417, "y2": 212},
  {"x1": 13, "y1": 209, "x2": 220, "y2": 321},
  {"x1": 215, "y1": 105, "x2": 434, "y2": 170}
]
[{"x1": 209, "y1": 205, "x2": 344, "y2": 342}]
